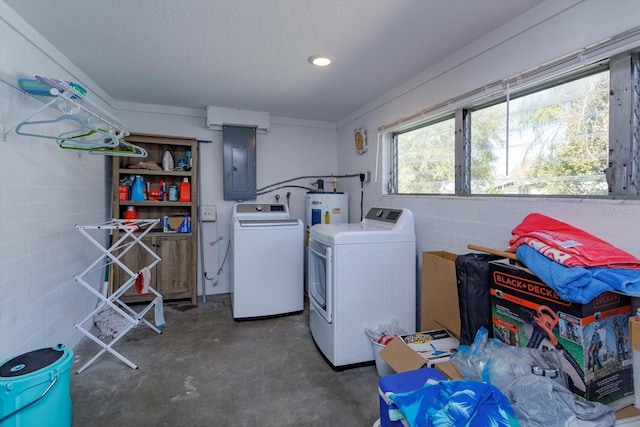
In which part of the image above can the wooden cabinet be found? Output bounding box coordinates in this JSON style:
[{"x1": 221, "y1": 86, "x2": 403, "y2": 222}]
[
  {"x1": 111, "y1": 133, "x2": 198, "y2": 305},
  {"x1": 155, "y1": 235, "x2": 194, "y2": 299}
]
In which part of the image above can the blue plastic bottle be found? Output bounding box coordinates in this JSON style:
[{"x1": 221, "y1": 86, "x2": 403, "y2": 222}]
[{"x1": 130, "y1": 175, "x2": 146, "y2": 201}]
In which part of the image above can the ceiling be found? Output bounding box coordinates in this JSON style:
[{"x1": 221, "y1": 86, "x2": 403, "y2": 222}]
[{"x1": 5, "y1": 0, "x2": 543, "y2": 123}]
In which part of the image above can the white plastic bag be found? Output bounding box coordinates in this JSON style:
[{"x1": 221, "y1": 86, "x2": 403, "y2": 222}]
[
  {"x1": 365, "y1": 319, "x2": 407, "y2": 345},
  {"x1": 450, "y1": 327, "x2": 566, "y2": 391},
  {"x1": 504, "y1": 375, "x2": 615, "y2": 427}
]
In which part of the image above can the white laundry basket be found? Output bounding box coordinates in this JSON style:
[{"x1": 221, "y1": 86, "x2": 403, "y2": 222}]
[{"x1": 371, "y1": 339, "x2": 394, "y2": 377}]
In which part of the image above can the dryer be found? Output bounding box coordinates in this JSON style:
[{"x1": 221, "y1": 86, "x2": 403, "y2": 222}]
[
  {"x1": 307, "y1": 207, "x2": 416, "y2": 369},
  {"x1": 231, "y1": 203, "x2": 304, "y2": 320}
]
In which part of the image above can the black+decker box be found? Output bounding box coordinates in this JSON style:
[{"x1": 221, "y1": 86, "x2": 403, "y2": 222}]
[{"x1": 489, "y1": 259, "x2": 633, "y2": 410}]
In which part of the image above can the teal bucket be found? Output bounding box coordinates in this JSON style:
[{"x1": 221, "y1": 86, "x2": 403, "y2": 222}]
[{"x1": 0, "y1": 344, "x2": 73, "y2": 427}]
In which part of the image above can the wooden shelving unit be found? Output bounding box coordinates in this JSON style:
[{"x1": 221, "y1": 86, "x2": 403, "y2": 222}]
[{"x1": 111, "y1": 133, "x2": 198, "y2": 305}]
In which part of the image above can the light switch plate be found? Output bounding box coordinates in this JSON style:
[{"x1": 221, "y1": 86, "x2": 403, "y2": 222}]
[{"x1": 200, "y1": 205, "x2": 217, "y2": 222}]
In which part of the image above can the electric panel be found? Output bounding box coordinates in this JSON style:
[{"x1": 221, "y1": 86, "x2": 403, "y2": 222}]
[{"x1": 223, "y1": 125, "x2": 257, "y2": 200}]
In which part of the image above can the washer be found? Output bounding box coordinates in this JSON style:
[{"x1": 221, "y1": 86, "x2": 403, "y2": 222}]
[
  {"x1": 307, "y1": 207, "x2": 416, "y2": 369},
  {"x1": 231, "y1": 203, "x2": 304, "y2": 320}
]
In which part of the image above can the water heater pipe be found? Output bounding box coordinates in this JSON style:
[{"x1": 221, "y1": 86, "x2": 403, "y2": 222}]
[
  {"x1": 197, "y1": 140, "x2": 215, "y2": 303},
  {"x1": 256, "y1": 173, "x2": 361, "y2": 193}
]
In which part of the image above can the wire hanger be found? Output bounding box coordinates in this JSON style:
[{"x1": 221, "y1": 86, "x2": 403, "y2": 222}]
[
  {"x1": 56, "y1": 125, "x2": 122, "y2": 148},
  {"x1": 59, "y1": 136, "x2": 148, "y2": 157},
  {"x1": 15, "y1": 114, "x2": 120, "y2": 149},
  {"x1": 15, "y1": 114, "x2": 88, "y2": 140}
]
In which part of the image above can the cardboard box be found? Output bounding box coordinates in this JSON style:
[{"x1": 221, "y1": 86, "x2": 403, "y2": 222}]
[
  {"x1": 379, "y1": 329, "x2": 459, "y2": 374},
  {"x1": 421, "y1": 251, "x2": 460, "y2": 336},
  {"x1": 433, "y1": 360, "x2": 462, "y2": 380},
  {"x1": 381, "y1": 251, "x2": 461, "y2": 376},
  {"x1": 163, "y1": 215, "x2": 191, "y2": 233},
  {"x1": 631, "y1": 317, "x2": 640, "y2": 409},
  {"x1": 490, "y1": 259, "x2": 634, "y2": 409}
]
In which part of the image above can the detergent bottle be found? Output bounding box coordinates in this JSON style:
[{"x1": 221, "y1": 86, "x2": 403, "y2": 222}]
[
  {"x1": 130, "y1": 175, "x2": 146, "y2": 201},
  {"x1": 179, "y1": 178, "x2": 191, "y2": 202},
  {"x1": 124, "y1": 206, "x2": 139, "y2": 230}
]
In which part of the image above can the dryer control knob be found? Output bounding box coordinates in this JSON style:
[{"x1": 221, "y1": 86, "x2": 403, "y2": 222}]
[{"x1": 255, "y1": 205, "x2": 263, "y2": 211}]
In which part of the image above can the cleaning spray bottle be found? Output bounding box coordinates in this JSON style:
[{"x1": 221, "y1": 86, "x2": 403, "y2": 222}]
[{"x1": 159, "y1": 179, "x2": 165, "y2": 201}]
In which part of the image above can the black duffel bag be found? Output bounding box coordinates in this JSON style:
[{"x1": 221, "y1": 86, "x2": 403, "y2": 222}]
[{"x1": 455, "y1": 253, "x2": 503, "y2": 345}]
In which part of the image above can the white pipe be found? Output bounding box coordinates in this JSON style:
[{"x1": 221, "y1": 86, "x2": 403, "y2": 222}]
[{"x1": 197, "y1": 140, "x2": 216, "y2": 303}]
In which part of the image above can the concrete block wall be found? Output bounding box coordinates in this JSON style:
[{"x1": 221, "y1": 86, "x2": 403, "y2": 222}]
[
  {"x1": 0, "y1": 86, "x2": 111, "y2": 361},
  {"x1": 0, "y1": 5, "x2": 112, "y2": 360}
]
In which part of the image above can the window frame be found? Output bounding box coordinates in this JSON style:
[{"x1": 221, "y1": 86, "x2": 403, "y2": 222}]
[
  {"x1": 391, "y1": 114, "x2": 456, "y2": 195},
  {"x1": 388, "y1": 50, "x2": 640, "y2": 199}
]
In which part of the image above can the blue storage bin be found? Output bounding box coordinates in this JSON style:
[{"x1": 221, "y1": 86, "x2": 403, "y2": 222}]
[
  {"x1": 378, "y1": 367, "x2": 447, "y2": 427},
  {"x1": 0, "y1": 344, "x2": 73, "y2": 427}
]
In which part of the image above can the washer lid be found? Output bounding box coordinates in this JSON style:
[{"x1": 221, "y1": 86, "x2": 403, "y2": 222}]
[
  {"x1": 310, "y1": 223, "x2": 415, "y2": 245},
  {"x1": 0, "y1": 347, "x2": 64, "y2": 378},
  {"x1": 238, "y1": 219, "x2": 300, "y2": 227},
  {"x1": 309, "y1": 207, "x2": 415, "y2": 245}
]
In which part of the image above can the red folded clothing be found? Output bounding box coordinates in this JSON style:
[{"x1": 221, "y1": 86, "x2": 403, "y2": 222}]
[
  {"x1": 508, "y1": 213, "x2": 640, "y2": 269},
  {"x1": 135, "y1": 267, "x2": 151, "y2": 294}
]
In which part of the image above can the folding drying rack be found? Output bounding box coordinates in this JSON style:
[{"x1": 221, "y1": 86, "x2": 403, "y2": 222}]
[{"x1": 73, "y1": 218, "x2": 162, "y2": 373}]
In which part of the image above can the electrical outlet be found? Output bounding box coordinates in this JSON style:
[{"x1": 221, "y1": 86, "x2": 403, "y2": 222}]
[
  {"x1": 200, "y1": 205, "x2": 217, "y2": 222},
  {"x1": 366, "y1": 171, "x2": 371, "y2": 183}
]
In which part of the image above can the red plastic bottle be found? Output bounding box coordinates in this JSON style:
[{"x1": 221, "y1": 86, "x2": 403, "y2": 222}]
[
  {"x1": 179, "y1": 178, "x2": 191, "y2": 202},
  {"x1": 124, "y1": 206, "x2": 139, "y2": 230}
]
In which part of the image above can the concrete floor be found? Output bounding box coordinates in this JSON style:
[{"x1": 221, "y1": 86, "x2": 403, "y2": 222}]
[{"x1": 70, "y1": 294, "x2": 381, "y2": 426}]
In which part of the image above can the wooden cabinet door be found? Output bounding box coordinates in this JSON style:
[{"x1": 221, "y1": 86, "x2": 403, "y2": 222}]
[
  {"x1": 112, "y1": 236, "x2": 155, "y2": 299},
  {"x1": 155, "y1": 235, "x2": 193, "y2": 300}
]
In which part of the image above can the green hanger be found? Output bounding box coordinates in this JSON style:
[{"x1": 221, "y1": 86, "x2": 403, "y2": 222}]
[
  {"x1": 59, "y1": 137, "x2": 148, "y2": 157},
  {"x1": 56, "y1": 126, "x2": 122, "y2": 148}
]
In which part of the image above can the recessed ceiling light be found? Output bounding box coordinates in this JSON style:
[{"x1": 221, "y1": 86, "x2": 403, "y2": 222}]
[{"x1": 308, "y1": 54, "x2": 334, "y2": 67}]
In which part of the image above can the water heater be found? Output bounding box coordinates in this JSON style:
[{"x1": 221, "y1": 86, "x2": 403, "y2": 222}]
[{"x1": 305, "y1": 191, "x2": 349, "y2": 244}]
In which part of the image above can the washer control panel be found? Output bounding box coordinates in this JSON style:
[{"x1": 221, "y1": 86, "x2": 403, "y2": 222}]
[
  {"x1": 236, "y1": 203, "x2": 286, "y2": 214},
  {"x1": 364, "y1": 207, "x2": 403, "y2": 223}
]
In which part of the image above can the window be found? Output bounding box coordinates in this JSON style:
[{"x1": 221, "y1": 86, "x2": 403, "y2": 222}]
[
  {"x1": 470, "y1": 70, "x2": 609, "y2": 195},
  {"x1": 393, "y1": 116, "x2": 456, "y2": 194},
  {"x1": 389, "y1": 49, "x2": 639, "y2": 198}
]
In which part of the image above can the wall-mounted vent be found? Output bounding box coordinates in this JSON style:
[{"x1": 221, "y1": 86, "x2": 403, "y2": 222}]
[{"x1": 206, "y1": 106, "x2": 270, "y2": 133}]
